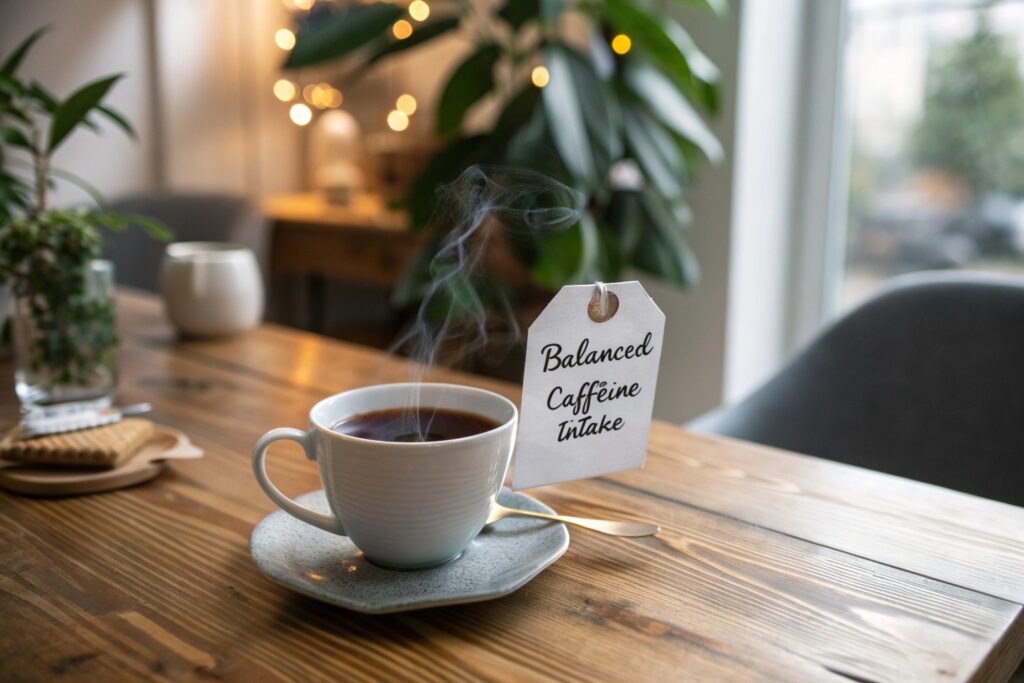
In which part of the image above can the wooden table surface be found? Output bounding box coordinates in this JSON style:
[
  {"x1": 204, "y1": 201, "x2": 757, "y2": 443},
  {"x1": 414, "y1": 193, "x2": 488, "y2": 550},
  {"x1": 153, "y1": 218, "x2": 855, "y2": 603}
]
[{"x1": 2, "y1": 290, "x2": 1023, "y2": 682}]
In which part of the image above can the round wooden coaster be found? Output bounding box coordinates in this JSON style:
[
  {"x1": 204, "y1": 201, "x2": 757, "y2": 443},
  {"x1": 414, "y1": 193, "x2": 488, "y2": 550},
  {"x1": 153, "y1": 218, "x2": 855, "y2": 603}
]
[{"x1": 0, "y1": 425, "x2": 203, "y2": 496}]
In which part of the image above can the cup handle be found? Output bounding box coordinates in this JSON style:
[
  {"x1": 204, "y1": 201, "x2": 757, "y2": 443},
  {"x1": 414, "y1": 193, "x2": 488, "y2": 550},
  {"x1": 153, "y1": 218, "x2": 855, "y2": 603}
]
[{"x1": 252, "y1": 427, "x2": 347, "y2": 535}]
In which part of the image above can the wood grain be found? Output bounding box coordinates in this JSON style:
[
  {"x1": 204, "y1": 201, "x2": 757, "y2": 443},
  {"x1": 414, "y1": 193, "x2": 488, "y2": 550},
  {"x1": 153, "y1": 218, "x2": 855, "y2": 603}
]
[
  {"x1": 0, "y1": 290, "x2": 1022, "y2": 682},
  {"x1": 129, "y1": 291, "x2": 1024, "y2": 608}
]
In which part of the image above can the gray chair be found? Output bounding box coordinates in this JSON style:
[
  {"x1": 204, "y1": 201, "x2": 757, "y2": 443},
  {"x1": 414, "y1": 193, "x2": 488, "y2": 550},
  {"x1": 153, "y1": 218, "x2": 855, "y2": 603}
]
[
  {"x1": 689, "y1": 272, "x2": 1024, "y2": 507},
  {"x1": 102, "y1": 192, "x2": 268, "y2": 292}
]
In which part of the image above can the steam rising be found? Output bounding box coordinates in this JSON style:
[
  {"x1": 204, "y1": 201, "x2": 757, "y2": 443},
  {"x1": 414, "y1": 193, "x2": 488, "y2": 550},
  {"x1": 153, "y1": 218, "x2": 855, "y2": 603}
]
[{"x1": 390, "y1": 165, "x2": 585, "y2": 437}]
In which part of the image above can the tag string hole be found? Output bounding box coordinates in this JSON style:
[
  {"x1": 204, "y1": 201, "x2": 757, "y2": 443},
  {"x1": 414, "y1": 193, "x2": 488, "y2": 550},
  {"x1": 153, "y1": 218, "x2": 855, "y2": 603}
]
[{"x1": 588, "y1": 290, "x2": 619, "y2": 323}]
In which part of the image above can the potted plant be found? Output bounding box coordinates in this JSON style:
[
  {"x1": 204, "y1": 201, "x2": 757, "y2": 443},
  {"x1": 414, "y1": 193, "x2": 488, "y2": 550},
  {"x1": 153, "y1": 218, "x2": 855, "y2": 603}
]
[
  {"x1": 0, "y1": 28, "x2": 169, "y2": 409},
  {"x1": 283, "y1": 0, "x2": 723, "y2": 312}
]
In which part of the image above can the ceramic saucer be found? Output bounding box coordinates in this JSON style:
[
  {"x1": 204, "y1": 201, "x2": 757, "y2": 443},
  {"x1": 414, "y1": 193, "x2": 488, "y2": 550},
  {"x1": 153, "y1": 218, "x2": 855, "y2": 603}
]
[{"x1": 250, "y1": 488, "x2": 569, "y2": 613}]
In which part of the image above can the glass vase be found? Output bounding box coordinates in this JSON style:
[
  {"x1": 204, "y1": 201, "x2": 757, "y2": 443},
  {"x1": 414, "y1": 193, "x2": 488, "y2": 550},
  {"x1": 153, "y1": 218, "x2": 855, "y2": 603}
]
[{"x1": 12, "y1": 259, "x2": 118, "y2": 409}]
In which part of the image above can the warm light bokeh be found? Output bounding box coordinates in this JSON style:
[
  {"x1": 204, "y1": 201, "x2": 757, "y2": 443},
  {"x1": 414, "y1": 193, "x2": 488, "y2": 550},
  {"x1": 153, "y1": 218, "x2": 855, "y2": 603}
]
[
  {"x1": 396, "y1": 94, "x2": 417, "y2": 115},
  {"x1": 611, "y1": 34, "x2": 632, "y2": 55},
  {"x1": 273, "y1": 79, "x2": 297, "y2": 102},
  {"x1": 290, "y1": 103, "x2": 313, "y2": 126},
  {"x1": 387, "y1": 109, "x2": 409, "y2": 131},
  {"x1": 392, "y1": 20, "x2": 413, "y2": 40},
  {"x1": 274, "y1": 28, "x2": 296, "y2": 50},
  {"x1": 531, "y1": 65, "x2": 550, "y2": 88},
  {"x1": 409, "y1": 0, "x2": 430, "y2": 21}
]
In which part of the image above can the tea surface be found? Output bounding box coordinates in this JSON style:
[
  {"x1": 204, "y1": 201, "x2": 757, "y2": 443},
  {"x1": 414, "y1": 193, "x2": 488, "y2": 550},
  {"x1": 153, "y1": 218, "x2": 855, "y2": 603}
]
[{"x1": 333, "y1": 408, "x2": 499, "y2": 442}]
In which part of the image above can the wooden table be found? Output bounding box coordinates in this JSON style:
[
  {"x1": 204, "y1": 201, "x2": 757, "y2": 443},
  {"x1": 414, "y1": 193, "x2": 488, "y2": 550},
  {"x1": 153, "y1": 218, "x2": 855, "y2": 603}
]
[{"x1": 2, "y1": 290, "x2": 1023, "y2": 682}]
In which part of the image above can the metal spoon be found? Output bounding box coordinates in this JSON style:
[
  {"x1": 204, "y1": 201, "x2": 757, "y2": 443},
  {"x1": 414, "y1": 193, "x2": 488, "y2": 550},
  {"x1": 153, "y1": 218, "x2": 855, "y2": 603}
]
[
  {"x1": 486, "y1": 503, "x2": 660, "y2": 537},
  {"x1": 20, "y1": 402, "x2": 153, "y2": 437}
]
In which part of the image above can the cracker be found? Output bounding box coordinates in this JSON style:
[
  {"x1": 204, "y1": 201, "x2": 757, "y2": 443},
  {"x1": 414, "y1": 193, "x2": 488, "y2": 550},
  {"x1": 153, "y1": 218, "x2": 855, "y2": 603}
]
[{"x1": 0, "y1": 418, "x2": 155, "y2": 468}]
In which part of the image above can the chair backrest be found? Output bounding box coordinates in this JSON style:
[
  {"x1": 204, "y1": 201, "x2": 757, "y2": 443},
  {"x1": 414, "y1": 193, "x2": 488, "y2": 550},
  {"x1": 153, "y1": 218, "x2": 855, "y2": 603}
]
[
  {"x1": 692, "y1": 272, "x2": 1024, "y2": 506},
  {"x1": 103, "y1": 192, "x2": 268, "y2": 292}
]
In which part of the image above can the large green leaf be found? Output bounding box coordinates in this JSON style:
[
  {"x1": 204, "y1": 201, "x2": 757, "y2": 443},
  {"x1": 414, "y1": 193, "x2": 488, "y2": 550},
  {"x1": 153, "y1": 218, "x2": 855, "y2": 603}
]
[
  {"x1": 48, "y1": 167, "x2": 106, "y2": 205},
  {"x1": 436, "y1": 44, "x2": 500, "y2": 135},
  {"x1": 28, "y1": 80, "x2": 58, "y2": 112},
  {"x1": 634, "y1": 191, "x2": 699, "y2": 286},
  {"x1": 604, "y1": 0, "x2": 719, "y2": 112},
  {"x1": 29, "y1": 79, "x2": 103, "y2": 133},
  {"x1": 0, "y1": 126, "x2": 31, "y2": 149},
  {"x1": 48, "y1": 74, "x2": 122, "y2": 152},
  {"x1": 97, "y1": 105, "x2": 135, "y2": 139},
  {"x1": 594, "y1": 219, "x2": 625, "y2": 281},
  {"x1": 622, "y1": 106, "x2": 685, "y2": 203},
  {"x1": 624, "y1": 61, "x2": 722, "y2": 162},
  {"x1": 603, "y1": 188, "x2": 643, "y2": 254},
  {"x1": 604, "y1": 0, "x2": 693, "y2": 88},
  {"x1": 558, "y1": 44, "x2": 621, "y2": 178},
  {"x1": 541, "y1": 46, "x2": 596, "y2": 189},
  {"x1": 367, "y1": 15, "x2": 460, "y2": 65},
  {"x1": 1, "y1": 26, "x2": 48, "y2": 76},
  {"x1": 504, "y1": 99, "x2": 566, "y2": 181},
  {"x1": 285, "y1": 3, "x2": 403, "y2": 68},
  {"x1": 660, "y1": 20, "x2": 721, "y2": 112},
  {"x1": 494, "y1": 86, "x2": 541, "y2": 133},
  {"x1": 530, "y1": 211, "x2": 599, "y2": 289},
  {"x1": 587, "y1": 32, "x2": 615, "y2": 80}
]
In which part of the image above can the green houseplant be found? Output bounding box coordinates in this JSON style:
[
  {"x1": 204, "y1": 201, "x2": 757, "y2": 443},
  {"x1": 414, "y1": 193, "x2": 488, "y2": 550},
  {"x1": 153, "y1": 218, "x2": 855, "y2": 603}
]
[
  {"x1": 284, "y1": 0, "x2": 724, "y2": 311},
  {"x1": 0, "y1": 28, "x2": 169, "y2": 408}
]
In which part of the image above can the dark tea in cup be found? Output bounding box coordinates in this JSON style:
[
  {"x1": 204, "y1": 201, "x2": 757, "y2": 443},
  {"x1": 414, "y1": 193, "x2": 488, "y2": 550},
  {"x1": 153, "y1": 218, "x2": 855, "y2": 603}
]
[{"x1": 332, "y1": 407, "x2": 499, "y2": 443}]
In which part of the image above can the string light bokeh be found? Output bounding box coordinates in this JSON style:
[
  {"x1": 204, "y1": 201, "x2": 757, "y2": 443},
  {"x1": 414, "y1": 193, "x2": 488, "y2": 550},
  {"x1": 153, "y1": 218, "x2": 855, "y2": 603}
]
[
  {"x1": 531, "y1": 65, "x2": 550, "y2": 88},
  {"x1": 272, "y1": 1, "x2": 428, "y2": 131},
  {"x1": 611, "y1": 34, "x2": 632, "y2": 55}
]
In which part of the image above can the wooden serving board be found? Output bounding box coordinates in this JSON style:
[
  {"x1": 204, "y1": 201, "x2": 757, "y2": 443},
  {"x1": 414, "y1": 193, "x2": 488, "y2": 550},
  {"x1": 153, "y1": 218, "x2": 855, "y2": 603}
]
[{"x1": 0, "y1": 424, "x2": 202, "y2": 496}]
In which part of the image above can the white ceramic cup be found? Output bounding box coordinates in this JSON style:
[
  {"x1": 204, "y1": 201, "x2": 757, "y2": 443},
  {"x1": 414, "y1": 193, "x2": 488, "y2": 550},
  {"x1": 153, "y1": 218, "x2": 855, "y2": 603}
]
[
  {"x1": 252, "y1": 383, "x2": 518, "y2": 569},
  {"x1": 160, "y1": 242, "x2": 263, "y2": 337}
]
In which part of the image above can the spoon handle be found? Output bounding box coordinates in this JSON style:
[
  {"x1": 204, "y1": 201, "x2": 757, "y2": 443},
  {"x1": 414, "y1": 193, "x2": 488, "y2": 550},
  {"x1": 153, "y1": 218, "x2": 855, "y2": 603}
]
[{"x1": 500, "y1": 507, "x2": 660, "y2": 537}]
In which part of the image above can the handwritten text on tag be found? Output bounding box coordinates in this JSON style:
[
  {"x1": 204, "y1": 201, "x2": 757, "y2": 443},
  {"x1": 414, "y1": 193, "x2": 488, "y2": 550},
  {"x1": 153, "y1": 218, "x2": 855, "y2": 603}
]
[{"x1": 512, "y1": 282, "x2": 665, "y2": 489}]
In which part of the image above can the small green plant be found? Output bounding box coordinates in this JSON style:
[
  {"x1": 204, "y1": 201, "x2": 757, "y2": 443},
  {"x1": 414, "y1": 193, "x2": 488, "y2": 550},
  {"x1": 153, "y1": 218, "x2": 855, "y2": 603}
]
[{"x1": 0, "y1": 27, "x2": 169, "y2": 394}]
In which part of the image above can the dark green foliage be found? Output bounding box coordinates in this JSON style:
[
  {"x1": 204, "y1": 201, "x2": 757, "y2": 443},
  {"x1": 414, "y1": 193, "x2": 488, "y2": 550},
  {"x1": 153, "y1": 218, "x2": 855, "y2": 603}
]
[
  {"x1": 911, "y1": 13, "x2": 1024, "y2": 196},
  {"x1": 437, "y1": 44, "x2": 502, "y2": 135},
  {"x1": 283, "y1": 0, "x2": 724, "y2": 306},
  {"x1": 368, "y1": 16, "x2": 461, "y2": 65},
  {"x1": 285, "y1": 2, "x2": 404, "y2": 68}
]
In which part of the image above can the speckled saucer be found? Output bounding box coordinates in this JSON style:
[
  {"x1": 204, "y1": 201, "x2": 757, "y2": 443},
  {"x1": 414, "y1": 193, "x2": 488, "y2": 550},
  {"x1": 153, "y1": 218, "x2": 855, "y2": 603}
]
[{"x1": 250, "y1": 489, "x2": 570, "y2": 613}]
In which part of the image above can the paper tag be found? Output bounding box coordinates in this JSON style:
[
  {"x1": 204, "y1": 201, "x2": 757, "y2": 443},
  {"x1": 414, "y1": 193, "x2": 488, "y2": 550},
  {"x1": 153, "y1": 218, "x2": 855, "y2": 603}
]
[{"x1": 511, "y1": 281, "x2": 665, "y2": 489}]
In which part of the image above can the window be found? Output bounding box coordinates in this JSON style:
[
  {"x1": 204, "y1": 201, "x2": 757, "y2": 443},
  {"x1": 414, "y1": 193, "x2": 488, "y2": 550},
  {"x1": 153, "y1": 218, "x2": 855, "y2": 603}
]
[{"x1": 835, "y1": 0, "x2": 1024, "y2": 311}]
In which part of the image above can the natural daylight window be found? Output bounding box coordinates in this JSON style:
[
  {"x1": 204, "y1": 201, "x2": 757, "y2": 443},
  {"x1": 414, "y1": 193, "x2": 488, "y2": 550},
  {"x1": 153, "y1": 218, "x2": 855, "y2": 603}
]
[{"x1": 835, "y1": 0, "x2": 1024, "y2": 311}]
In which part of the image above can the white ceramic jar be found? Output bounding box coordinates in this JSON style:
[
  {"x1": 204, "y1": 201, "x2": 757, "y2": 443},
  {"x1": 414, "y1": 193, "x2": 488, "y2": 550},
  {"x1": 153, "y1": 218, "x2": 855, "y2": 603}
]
[{"x1": 160, "y1": 242, "x2": 264, "y2": 337}]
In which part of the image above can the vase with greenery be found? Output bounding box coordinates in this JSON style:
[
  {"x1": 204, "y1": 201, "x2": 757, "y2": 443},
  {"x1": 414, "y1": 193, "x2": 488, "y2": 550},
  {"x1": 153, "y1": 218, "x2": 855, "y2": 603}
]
[
  {"x1": 284, "y1": 0, "x2": 723, "y2": 318},
  {"x1": 0, "y1": 28, "x2": 169, "y2": 409}
]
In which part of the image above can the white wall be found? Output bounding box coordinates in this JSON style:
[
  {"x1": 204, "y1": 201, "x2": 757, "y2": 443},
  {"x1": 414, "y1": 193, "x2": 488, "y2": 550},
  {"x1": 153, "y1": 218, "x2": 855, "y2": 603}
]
[
  {"x1": 154, "y1": 0, "x2": 303, "y2": 197},
  {"x1": 0, "y1": 0, "x2": 306, "y2": 203},
  {"x1": 0, "y1": 0, "x2": 158, "y2": 206}
]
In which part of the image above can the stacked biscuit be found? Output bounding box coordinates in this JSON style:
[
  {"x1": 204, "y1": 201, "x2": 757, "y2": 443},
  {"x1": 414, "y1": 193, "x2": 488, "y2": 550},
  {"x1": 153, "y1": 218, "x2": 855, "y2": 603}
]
[{"x1": 0, "y1": 418, "x2": 154, "y2": 468}]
